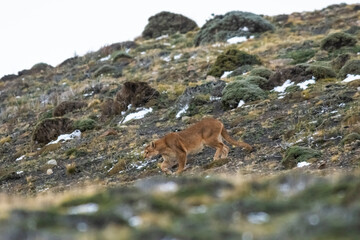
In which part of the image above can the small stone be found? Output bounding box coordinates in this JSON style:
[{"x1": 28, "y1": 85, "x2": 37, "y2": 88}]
[
  {"x1": 47, "y1": 169, "x2": 53, "y2": 175},
  {"x1": 47, "y1": 159, "x2": 57, "y2": 166}
]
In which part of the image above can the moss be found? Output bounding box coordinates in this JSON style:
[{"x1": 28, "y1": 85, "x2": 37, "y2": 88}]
[
  {"x1": 320, "y1": 32, "x2": 357, "y2": 51},
  {"x1": 73, "y1": 118, "x2": 97, "y2": 131},
  {"x1": 338, "y1": 59, "x2": 360, "y2": 79},
  {"x1": 208, "y1": 49, "x2": 261, "y2": 77},
  {"x1": 282, "y1": 146, "x2": 322, "y2": 169},
  {"x1": 221, "y1": 80, "x2": 267, "y2": 109},
  {"x1": 249, "y1": 67, "x2": 274, "y2": 79},
  {"x1": 340, "y1": 133, "x2": 360, "y2": 145}
]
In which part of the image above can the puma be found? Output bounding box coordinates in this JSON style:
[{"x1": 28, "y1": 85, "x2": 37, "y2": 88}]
[{"x1": 144, "y1": 118, "x2": 252, "y2": 174}]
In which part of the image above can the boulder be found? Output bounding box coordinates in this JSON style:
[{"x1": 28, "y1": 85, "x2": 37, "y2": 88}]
[
  {"x1": 32, "y1": 118, "x2": 73, "y2": 144},
  {"x1": 142, "y1": 11, "x2": 197, "y2": 39},
  {"x1": 53, "y1": 101, "x2": 87, "y2": 117},
  {"x1": 194, "y1": 11, "x2": 274, "y2": 46},
  {"x1": 116, "y1": 81, "x2": 159, "y2": 108}
]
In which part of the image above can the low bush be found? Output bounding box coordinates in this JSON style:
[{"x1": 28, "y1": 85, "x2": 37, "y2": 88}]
[
  {"x1": 73, "y1": 118, "x2": 97, "y2": 131},
  {"x1": 338, "y1": 59, "x2": 360, "y2": 79},
  {"x1": 320, "y1": 32, "x2": 357, "y2": 51},
  {"x1": 282, "y1": 146, "x2": 321, "y2": 169}
]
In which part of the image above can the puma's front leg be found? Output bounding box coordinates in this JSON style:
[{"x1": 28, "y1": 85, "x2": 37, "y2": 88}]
[{"x1": 175, "y1": 151, "x2": 187, "y2": 175}]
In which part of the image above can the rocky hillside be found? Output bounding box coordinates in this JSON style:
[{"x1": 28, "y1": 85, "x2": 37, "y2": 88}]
[{"x1": 1, "y1": 4, "x2": 360, "y2": 239}]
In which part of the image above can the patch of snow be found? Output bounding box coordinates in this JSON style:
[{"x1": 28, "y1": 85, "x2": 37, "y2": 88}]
[
  {"x1": 212, "y1": 43, "x2": 223, "y2": 47},
  {"x1": 227, "y1": 36, "x2": 247, "y2": 44},
  {"x1": 247, "y1": 212, "x2": 270, "y2": 224},
  {"x1": 272, "y1": 79, "x2": 294, "y2": 99},
  {"x1": 190, "y1": 205, "x2": 208, "y2": 214},
  {"x1": 249, "y1": 35, "x2": 255, "y2": 39},
  {"x1": 297, "y1": 77, "x2": 315, "y2": 90},
  {"x1": 140, "y1": 51, "x2": 146, "y2": 55},
  {"x1": 16, "y1": 155, "x2": 26, "y2": 161},
  {"x1": 16, "y1": 171, "x2": 24, "y2": 175},
  {"x1": 16, "y1": 96, "x2": 21, "y2": 99},
  {"x1": 155, "y1": 181, "x2": 179, "y2": 193},
  {"x1": 174, "y1": 54, "x2": 182, "y2": 60},
  {"x1": 297, "y1": 161, "x2": 311, "y2": 168},
  {"x1": 210, "y1": 96, "x2": 221, "y2": 101},
  {"x1": 83, "y1": 91, "x2": 94, "y2": 97},
  {"x1": 132, "y1": 158, "x2": 157, "y2": 170},
  {"x1": 156, "y1": 34, "x2": 168, "y2": 40},
  {"x1": 46, "y1": 130, "x2": 81, "y2": 145},
  {"x1": 68, "y1": 203, "x2": 99, "y2": 215},
  {"x1": 237, "y1": 100, "x2": 245, "y2": 108},
  {"x1": 343, "y1": 74, "x2": 360, "y2": 83},
  {"x1": 100, "y1": 55, "x2": 111, "y2": 62},
  {"x1": 176, "y1": 104, "x2": 189, "y2": 119},
  {"x1": 129, "y1": 216, "x2": 142, "y2": 227},
  {"x1": 339, "y1": 103, "x2": 346, "y2": 108},
  {"x1": 163, "y1": 42, "x2": 171, "y2": 46},
  {"x1": 241, "y1": 26, "x2": 249, "y2": 31},
  {"x1": 161, "y1": 56, "x2": 171, "y2": 62},
  {"x1": 121, "y1": 107, "x2": 153, "y2": 124},
  {"x1": 221, "y1": 71, "x2": 233, "y2": 79}
]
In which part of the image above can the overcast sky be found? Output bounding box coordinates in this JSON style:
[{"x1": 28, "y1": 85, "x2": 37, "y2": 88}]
[{"x1": 0, "y1": 0, "x2": 359, "y2": 77}]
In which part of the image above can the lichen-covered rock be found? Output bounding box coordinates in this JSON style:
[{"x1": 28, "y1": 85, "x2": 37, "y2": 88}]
[
  {"x1": 53, "y1": 101, "x2": 87, "y2": 117},
  {"x1": 32, "y1": 118, "x2": 73, "y2": 144},
  {"x1": 142, "y1": 11, "x2": 197, "y2": 39},
  {"x1": 320, "y1": 32, "x2": 357, "y2": 51},
  {"x1": 194, "y1": 11, "x2": 275, "y2": 46},
  {"x1": 208, "y1": 49, "x2": 261, "y2": 77}
]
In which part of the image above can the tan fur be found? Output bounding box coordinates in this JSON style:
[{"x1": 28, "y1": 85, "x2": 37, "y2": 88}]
[{"x1": 144, "y1": 118, "x2": 252, "y2": 174}]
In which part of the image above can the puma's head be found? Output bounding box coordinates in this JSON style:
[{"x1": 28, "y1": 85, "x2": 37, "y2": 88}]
[{"x1": 144, "y1": 141, "x2": 159, "y2": 159}]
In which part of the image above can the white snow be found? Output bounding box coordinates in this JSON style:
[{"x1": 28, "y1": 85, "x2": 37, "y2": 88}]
[
  {"x1": 68, "y1": 203, "x2": 99, "y2": 215},
  {"x1": 241, "y1": 26, "x2": 249, "y2": 31},
  {"x1": 176, "y1": 104, "x2": 189, "y2": 118},
  {"x1": 16, "y1": 155, "x2": 26, "y2": 161},
  {"x1": 129, "y1": 216, "x2": 143, "y2": 227},
  {"x1": 121, "y1": 107, "x2": 153, "y2": 124},
  {"x1": 273, "y1": 79, "x2": 294, "y2": 93},
  {"x1": 16, "y1": 171, "x2": 24, "y2": 175},
  {"x1": 221, "y1": 71, "x2": 233, "y2": 79},
  {"x1": 297, "y1": 77, "x2": 315, "y2": 90},
  {"x1": 247, "y1": 212, "x2": 270, "y2": 224},
  {"x1": 343, "y1": 74, "x2": 360, "y2": 83},
  {"x1": 46, "y1": 130, "x2": 81, "y2": 145},
  {"x1": 297, "y1": 161, "x2": 311, "y2": 168},
  {"x1": 210, "y1": 96, "x2": 221, "y2": 101},
  {"x1": 227, "y1": 36, "x2": 247, "y2": 44},
  {"x1": 83, "y1": 91, "x2": 94, "y2": 97},
  {"x1": 100, "y1": 55, "x2": 111, "y2": 62},
  {"x1": 156, "y1": 34, "x2": 168, "y2": 40},
  {"x1": 174, "y1": 54, "x2": 182, "y2": 60},
  {"x1": 237, "y1": 100, "x2": 245, "y2": 108},
  {"x1": 161, "y1": 56, "x2": 171, "y2": 62},
  {"x1": 272, "y1": 79, "x2": 294, "y2": 99}
]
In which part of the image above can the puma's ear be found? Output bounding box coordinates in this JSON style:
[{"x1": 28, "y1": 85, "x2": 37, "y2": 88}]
[{"x1": 151, "y1": 141, "x2": 156, "y2": 148}]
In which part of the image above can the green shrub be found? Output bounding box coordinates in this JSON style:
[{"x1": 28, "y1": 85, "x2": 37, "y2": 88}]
[
  {"x1": 340, "y1": 133, "x2": 360, "y2": 145},
  {"x1": 208, "y1": 49, "x2": 261, "y2": 77},
  {"x1": 221, "y1": 80, "x2": 267, "y2": 109},
  {"x1": 236, "y1": 76, "x2": 269, "y2": 89},
  {"x1": 93, "y1": 65, "x2": 120, "y2": 77},
  {"x1": 331, "y1": 53, "x2": 350, "y2": 71},
  {"x1": 338, "y1": 59, "x2": 360, "y2": 79},
  {"x1": 306, "y1": 65, "x2": 336, "y2": 79},
  {"x1": 112, "y1": 51, "x2": 132, "y2": 62},
  {"x1": 194, "y1": 11, "x2": 274, "y2": 46},
  {"x1": 288, "y1": 49, "x2": 316, "y2": 64},
  {"x1": 282, "y1": 146, "x2": 321, "y2": 169},
  {"x1": 249, "y1": 67, "x2": 274, "y2": 79},
  {"x1": 320, "y1": 32, "x2": 357, "y2": 51},
  {"x1": 73, "y1": 118, "x2": 97, "y2": 131}
]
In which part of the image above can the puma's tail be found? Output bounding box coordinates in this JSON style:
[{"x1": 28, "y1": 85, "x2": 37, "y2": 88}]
[{"x1": 221, "y1": 127, "x2": 253, "y2": 152}]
